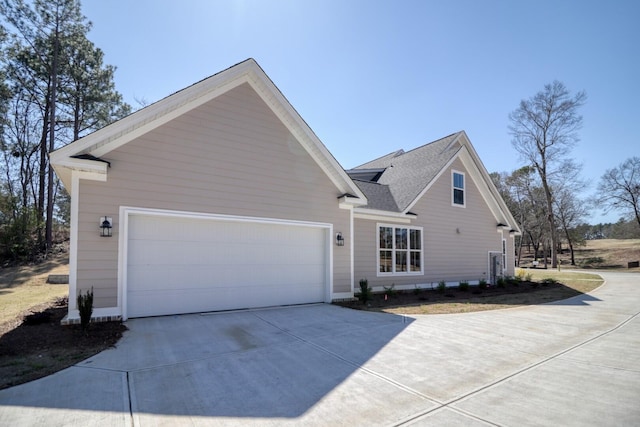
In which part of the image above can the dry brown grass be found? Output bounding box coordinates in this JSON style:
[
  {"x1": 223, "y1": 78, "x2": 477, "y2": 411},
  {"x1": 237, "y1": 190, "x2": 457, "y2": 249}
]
[
  {"x1": 570, "y1": 239, "x2": 640, "y2": 270},
  {"x1": 0, "y1": 253, "x2": 69, "y2": 327},
  {"x1": 0, "y1": 250, "x2": 126, "y2": 391},
  {"x1": 520, "y1": 238, "x2": 640, "y2": 270}
]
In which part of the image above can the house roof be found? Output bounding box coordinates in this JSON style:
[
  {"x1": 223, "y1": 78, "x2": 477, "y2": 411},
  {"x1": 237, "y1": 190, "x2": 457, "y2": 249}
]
[
  {"x1": 348, "y1": 132, "x2": 461, "y2": 212},
  {"x1": 351, "y1": 180, "x2": 400, "y2": 212},
  {"x1": 348, "y1": 131, "x2": 521, "y2": 233},
  {"x1": 50, "y1": 59, "x2": 367, "y2": 205}
]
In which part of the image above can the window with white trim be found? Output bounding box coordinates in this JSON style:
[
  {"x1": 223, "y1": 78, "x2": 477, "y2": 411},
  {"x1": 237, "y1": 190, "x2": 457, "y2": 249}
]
[
  {"x1": 502, "y1": 238, "x2": 507, "y2": 275},
  {"x1": 452, "y1": 171, "x2": 465, "y2": 206},
  {"x1": 378, "y1": 224, "x2": 423, "y2": 275}
]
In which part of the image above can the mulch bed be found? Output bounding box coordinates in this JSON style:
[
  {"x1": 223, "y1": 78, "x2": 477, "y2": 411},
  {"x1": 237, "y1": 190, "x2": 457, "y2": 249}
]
[
  {"x1": 334, "y1": 280, "x2": 567, "y2": 311},
  {"x1": 0, "y1": 297, "x2": 127, "y2": 390}
]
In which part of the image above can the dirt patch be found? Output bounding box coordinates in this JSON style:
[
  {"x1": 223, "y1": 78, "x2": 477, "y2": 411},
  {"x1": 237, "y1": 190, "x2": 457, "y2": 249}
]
[{"x1": 0, "y1": 297, "x2": 127, "y2": 390}]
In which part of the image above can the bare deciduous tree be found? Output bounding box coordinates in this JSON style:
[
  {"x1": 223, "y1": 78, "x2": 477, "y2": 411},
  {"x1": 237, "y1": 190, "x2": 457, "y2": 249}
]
[
  {"x1": 595, "y1": 157, "x2": 640, "y2": 229},
  {"x1": 552, "y1": 159, "x2": 587, "y2": 265},
  {"x1": 509, "y1": 81, "x2": 586, "y2": 268}
]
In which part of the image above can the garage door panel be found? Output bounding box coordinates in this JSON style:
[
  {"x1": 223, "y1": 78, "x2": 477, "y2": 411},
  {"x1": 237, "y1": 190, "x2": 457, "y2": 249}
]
[{"x1": 126, "y1": 214, "x2": 328, "y2": 318}]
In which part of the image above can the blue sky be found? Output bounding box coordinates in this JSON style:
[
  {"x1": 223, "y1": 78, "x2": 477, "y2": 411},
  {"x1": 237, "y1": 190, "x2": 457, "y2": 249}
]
[{"x1": 81, "y1": 0, "x2": 639, "y2": 224}]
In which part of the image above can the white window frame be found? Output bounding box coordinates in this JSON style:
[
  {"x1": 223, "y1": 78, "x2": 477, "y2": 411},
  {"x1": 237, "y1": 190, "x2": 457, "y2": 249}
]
[
  {"x1": 502, "y1": 238, "x2": 507, "y2": 276},
  {"x1": 377, "y1": 223, "x2": 424, "y2": 276},
  {"x1": 452, "y1": 170, "x2": 465, "y2": 207}
]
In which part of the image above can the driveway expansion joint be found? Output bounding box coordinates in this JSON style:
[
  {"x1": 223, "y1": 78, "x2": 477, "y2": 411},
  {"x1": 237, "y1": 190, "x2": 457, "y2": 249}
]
[{"x1": 393, "y1": 295, "x2": 640, "y2": 425}]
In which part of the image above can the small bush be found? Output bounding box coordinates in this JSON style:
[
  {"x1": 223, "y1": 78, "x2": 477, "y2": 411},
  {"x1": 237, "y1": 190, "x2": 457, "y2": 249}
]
[
  {"x1": 525, "y1": 273, "x2": 533, "y2": 282},
  {"x1": 506, "y1": 276, "x2": 520, "y2": 286},
  {"x1": 413, "y1": 285, "x2": 422, "y2": 295},
  {"x1": 77, "y1": 287, "x2": 94, "y2": 332},
  {"x1": 358, "y1": 279, "x2": 372, "y2": 303},
  {"x1": 541, "y1": 278, "x2": 558, "y2": 285},
  {"x1": 515, "y1": 268, "x2": 526, "y2": 281},
  {"x1": 437, "y1": 280, "x2": 447, "y2": 293},
  {"x1": 478, "y1": 279, "x2": 488, "y2": 290},
  {"x1": 383, "y1": 284, "x2": 397, "y2": 298},
  {"x1": 458, "y1": 281, "x2": 470, "y2": 291},
  {"x1": 496, "y1": 277, "x2": 507, "y2": 288}
]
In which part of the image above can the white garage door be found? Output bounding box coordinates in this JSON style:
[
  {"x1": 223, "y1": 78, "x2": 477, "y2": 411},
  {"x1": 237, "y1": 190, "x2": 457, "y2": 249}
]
[{"x1": 126, "y1": 214, "x2": 328, "y2": 318}]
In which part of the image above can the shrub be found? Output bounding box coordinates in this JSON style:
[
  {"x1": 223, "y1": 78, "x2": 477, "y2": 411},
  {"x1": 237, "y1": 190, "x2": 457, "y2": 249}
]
[
  {"x1": 496, "y1": 277, "x2": 507, "y2": 288},
  {"x1": 358, "y1": 279, "x2": 372, "y2": 303},
  {"x1": 525, "y1": 273, "x2": 533, "y2": 282},
  {"x1": 458, "y1": 281, "x2": 469, "y2": 291},
  {"x1": 478, "y1": 278, "x2": 488, "y2": 290},
  {"x1": 413, "y1": 285, "x2": 422, "y2": 295},
  {"x1": 383, "y1": 284, "x2": 397, "y2": 298},
  {"x1": 77, "y1": 287, "x2": 94, "y2": 332},
  {"x1": 437, "y1": 280, "x2": 447, "y2": 293},
  {"x1": 506, "y1": 276, "x2": 520, "y2": 286},
  {"x1": 541, "y1": 278, "x2": 558, "y2": 285}
]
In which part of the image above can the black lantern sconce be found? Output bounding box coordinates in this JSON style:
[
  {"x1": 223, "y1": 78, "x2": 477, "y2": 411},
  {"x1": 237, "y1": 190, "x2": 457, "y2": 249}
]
[
  {"x1": 100, "y1": 216, "x2": 113, "y2": 237},
  {"x1": 335, "y1": 232, "x2": 344, "y2": 246}
]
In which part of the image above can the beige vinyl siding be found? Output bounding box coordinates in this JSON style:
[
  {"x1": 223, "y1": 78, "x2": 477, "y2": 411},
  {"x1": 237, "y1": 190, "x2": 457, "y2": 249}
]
[
  {"x1": 354, "y1": 158, "x2": 506, "y2": 289},
  {"x1": 75, "y1": 83, "x2": 350, "y2": 308}
]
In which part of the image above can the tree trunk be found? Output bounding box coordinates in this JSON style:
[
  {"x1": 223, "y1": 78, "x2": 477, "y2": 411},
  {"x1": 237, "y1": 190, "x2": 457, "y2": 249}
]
[
  {"x1": 517, "y1": 235, "x2": 524, "y2": 267},
  {"x1": 37, "y1": 99, "x2": 50, "y2": 250},
  {"x1": 45, "y1": 22, "x2": 60, "y2": 252},
  {"x1": 540, "y1": 176, "x2": 558, "y2": 268}
]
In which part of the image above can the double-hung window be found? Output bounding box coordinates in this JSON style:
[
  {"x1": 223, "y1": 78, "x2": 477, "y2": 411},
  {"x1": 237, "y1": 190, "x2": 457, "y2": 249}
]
[
  {"x1": 452, "y1": 171, "x2": 465, "y2": 207},
  {"x1": 502, "y1": 238, "x2": 507, "y2": 275},
  {"x1": 378, "y1": 224, "x2": 423, "y2": 275}
]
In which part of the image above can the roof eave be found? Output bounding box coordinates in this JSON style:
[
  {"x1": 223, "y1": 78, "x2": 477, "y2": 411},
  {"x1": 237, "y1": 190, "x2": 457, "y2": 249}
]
[{"x1": 49, "y1": 59, "x2": 366, "y2": 203}]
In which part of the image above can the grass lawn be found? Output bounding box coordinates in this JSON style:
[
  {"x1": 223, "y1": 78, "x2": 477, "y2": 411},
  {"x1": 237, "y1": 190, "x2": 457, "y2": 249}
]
[
  {"x1": 0, "y1": 251, "x2": 126, "y2": 390},
  {"x1": 0, "y1": 254, "x2": 69, "y2": 327}
]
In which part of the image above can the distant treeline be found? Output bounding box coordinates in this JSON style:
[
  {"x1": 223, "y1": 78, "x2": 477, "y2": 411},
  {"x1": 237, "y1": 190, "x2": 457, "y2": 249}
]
[{"x1": 574, "y1": 219, "x2": 640, "y2": 240}]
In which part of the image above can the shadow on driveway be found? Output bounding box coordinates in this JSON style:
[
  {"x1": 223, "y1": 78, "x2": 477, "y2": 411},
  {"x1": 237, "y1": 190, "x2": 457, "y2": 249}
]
[{"x1": 0, "y1": 304, "x2": 421, "y2": 422}]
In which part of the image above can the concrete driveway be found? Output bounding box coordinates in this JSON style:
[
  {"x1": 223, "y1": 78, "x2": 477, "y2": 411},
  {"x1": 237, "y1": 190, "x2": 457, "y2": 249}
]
[{"x1": 1, "y1": 271, "x2": 639, "y2": 426}]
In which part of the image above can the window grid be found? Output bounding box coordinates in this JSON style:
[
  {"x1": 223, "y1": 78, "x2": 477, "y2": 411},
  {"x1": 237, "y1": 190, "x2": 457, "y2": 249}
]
[
  {"x1": 378, "y1": 225, "x2": 423, "y2": 275},
  {"x1": 453, "y1": 171, "x2": 465, "y2": 206}
]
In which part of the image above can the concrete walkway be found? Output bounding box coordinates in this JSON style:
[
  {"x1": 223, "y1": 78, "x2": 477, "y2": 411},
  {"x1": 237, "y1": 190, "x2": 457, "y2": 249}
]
[{"x1": 1, "y1": 271, "x2": 638, "y2": 426}]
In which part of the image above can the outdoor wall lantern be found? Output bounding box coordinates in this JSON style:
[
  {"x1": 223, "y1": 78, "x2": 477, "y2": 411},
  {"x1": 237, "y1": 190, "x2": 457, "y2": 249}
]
[
  {"x1": 100, "y1": 216, "x2": 113, "y2": 237},
  {"x1": 335, "y1": 232, "x2": 345, "y2": 246}
]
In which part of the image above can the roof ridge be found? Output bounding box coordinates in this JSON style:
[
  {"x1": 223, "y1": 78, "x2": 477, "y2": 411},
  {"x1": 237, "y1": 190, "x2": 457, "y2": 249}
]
[
  {"x1": 352, "y1": 149, "x2": 405, "y2": 169},
  {"x1": 394, "y1": 131, "x2": 462, "y2": 158}
]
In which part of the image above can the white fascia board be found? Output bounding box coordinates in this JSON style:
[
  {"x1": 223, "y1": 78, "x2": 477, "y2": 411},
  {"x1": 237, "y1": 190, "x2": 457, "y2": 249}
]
[
  {"x1": 52, "y1": 158, "x2": 108, "y2": 191},
  {"x1": 54, "y1": 157, "x2": 108, "y2": 174},
  {"x1": 245, "y1": 67, "x2": 367, "y2": 204},
  {"x1": 456, "y1": 135, "x2": 521, "y2": 233},
  {"x1": 90, "y1": 77, "x2": 247, "y2": 158},
  {"x1": 50, "y1": 60, "x2": 256, "y2": 160},
  {"x1": 339, "y1": 195, "x2": 368, "y2": 209},
  {"x1": 353, "y1": 209, "x2": 414, "y2": 224},
  {"x1": 50, "y1": 59, "x2": 367, "y2": 207}
]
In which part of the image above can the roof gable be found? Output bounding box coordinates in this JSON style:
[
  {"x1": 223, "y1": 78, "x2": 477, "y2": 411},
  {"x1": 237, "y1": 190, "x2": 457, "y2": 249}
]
[
  {"x1": 349, "y1": 131, "x2": 520, "y2": 232},
  {"x1": 50, "y1": 59, "x2": 366, "y2": 204},
  {"x1": 348, "y1": 132, "x2": 461, "y2": 212}
]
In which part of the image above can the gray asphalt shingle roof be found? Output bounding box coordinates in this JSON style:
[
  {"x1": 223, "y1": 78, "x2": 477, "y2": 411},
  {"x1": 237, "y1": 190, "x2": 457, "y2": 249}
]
[
  {"x1": 351, "y1": 180, "x2": 400, "y2": 212},
  {"x1": 347, "y1": 132, "x2": 463, "y2": 213}
]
